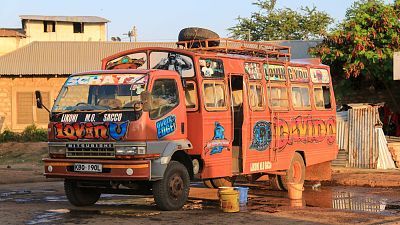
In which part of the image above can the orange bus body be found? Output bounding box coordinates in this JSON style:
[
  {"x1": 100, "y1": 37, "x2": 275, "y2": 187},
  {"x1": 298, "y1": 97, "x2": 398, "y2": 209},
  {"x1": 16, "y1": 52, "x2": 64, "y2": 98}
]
[{"x1": 101, "y1": 42, "x2": 338, "y2": 180}]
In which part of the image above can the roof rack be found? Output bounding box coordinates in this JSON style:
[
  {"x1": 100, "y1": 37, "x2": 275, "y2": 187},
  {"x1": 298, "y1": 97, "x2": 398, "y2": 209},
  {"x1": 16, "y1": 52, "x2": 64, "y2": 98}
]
[{"x1": 176, "y1": 38, "x2": 291, "y2": 61}]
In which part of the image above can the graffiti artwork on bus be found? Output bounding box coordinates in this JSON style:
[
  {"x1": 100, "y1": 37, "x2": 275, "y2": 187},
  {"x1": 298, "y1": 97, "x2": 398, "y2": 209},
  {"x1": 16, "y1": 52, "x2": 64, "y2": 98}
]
[
  {"x1": 273, "y1": 115, "x2": 336, "y2": 150},
  {"x1": 250, "y1": 121, "x2": 272, "y2": 151},
  {"x1": 205, "y1": 122, "x2": 230, "y2": 155},
  {"x1": 54, "y1": 121, "x2": 129, "y2": 141}
]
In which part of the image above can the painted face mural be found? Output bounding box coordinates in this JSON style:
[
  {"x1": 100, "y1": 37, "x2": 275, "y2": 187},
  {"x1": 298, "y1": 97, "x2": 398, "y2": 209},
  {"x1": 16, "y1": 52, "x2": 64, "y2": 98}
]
[
  {"x1": 250, "y1": 121, "x2": 272, "y2": 151},
  {"x1": 54, "y1": 121, "x2": 129, "y2": 141},
  {"x1": 156, "y1": 115, "x2": 176, "y2": 139},
  {"x1": 205, "y1": 122, "x2": 230, "y2": 155}
]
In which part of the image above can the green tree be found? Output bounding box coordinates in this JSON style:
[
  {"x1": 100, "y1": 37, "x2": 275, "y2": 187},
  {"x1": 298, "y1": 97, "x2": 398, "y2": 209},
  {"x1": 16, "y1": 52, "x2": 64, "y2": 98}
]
[
  {"x1": 310, "y1": 0, "x2": 400, "y2": 80},
  {"x1": 229, "y1": 0, "x2": 333, "y2": 41}
]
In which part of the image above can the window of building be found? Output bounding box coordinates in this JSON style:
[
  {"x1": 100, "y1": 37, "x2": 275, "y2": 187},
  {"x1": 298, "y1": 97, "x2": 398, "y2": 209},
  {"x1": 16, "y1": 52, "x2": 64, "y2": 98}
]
[
  {"x1": 16, "y1": 91, "x2": 50, "y2": 125},
  {"x1": 267, "y1": 87, "x2": 289, "y2": 109},
  {"x1": 73, "y1": 22, "x2": 84, "y2": 33},
  {"x1": 150, "y1": 79, "x2": 179, "y2": 119},
  {"x1": 249, "y1": 83, "x2": 264, "y2": 110},
  {"x1": 314, "y1": 86, "x2": 331, "y2": 109},
  {"x1": 43, "y1": 21, "x2": 55, "y2": 32},
  {"x1": 203, "y1": 81, "x2": 226, "y2": 110},
  {"x1": 291, "y1": 86, "x2": 311, "y2": 109},
  {"x1": 184, "y1": 81, "x2": 198, "y2": 110}
]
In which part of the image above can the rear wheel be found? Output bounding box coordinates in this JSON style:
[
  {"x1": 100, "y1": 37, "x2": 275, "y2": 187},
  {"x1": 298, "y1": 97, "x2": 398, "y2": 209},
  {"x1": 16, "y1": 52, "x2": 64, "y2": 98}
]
[
  {"x1": 269, "y1": 153, "x2": 305, "y2": 191},
  {"x1": 64, "y1": 180, "x2": 101, "y2": 206},
  {"x1": 153, "y1": 161, "x2": 190, "y2": 211},
  {"x1": 269, "y1": 174, "x2": 285, "y2": 191},
  {"x1": 281, "y1": 152, "x2": 306, "y2": 190}
]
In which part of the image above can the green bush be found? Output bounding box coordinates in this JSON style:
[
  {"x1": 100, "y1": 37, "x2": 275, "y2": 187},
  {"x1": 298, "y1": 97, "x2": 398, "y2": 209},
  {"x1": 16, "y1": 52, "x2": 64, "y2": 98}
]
[
  {"x1": 21, "y1": 124, "x2": 47, "y2": 142},
  {"x1": 0, "y1": 124, "x2": 47, "y2": 142},
  {"x1": 0, "y1": 129, "x2": 20, "y2": 142}
]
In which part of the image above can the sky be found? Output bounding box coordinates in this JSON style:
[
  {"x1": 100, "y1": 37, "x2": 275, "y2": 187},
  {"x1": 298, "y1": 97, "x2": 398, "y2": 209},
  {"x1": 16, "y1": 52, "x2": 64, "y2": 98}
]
[{"x1": 0, "y1": 0, "x2": 394, "y2": 42}]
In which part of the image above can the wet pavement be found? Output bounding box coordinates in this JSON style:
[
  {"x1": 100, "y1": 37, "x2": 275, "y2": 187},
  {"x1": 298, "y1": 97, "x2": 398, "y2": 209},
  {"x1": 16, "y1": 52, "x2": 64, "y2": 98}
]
[{"x1": 0, "y1": 181, "x2": 400, "y2": 225}]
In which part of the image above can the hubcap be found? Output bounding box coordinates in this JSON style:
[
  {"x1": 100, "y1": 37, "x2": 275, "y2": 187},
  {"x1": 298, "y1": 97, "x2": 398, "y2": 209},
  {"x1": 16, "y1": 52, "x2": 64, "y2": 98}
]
[
  {"x1": 169, "y1": 173, "x2": 184, "y2": 199},
  {"x1": 292, "y1": 161, "x2": 302, "y2": 183}
]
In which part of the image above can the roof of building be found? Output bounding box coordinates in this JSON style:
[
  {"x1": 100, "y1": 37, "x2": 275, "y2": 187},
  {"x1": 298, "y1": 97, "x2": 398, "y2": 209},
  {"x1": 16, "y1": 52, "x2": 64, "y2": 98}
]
[
  {"x1": 0, "y1": 28, "x2": 25, "y2": 37},
  {"x1": 0, "y1": 41, "x2": 176, "y2": 76},
  {"x1": 19, "y1": 15, "x2": 110, "y2": 23},
  {"x1": 266, "y1": 40, "x2": 322, "y2": 59},
  {"x1": 0, "y1": 40, "x2": 320, "y2": 76}
]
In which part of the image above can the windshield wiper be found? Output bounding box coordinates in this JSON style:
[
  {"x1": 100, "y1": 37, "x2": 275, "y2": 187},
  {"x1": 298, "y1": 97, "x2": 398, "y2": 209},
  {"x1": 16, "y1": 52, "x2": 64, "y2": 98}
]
[
  {"x1": 55, "y1": 109, "x2": 78, "y2": 117},
  {"x1": 99, "y1": 108, "x2": 112, "y2": 115},
  {"x1": 54, "y1": 107, "x2": 95, "y2": 117}
]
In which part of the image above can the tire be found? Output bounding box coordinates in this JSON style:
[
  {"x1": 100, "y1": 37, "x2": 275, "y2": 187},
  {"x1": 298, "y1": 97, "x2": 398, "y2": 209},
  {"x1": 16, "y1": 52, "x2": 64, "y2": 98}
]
[
  {"x1": 210, "y1": 177, "x2": 234, "y2": 188},
  {"x1": 281, "y1": 152, "x2": 306, "y2": 190},
  {"x1": 153, "y1": 161, "x2": 190, "y2": 211},
  {"x1": 269, "y1": 174, "x2": 285, "y2": 191},
  {"x1": 64, "y1": 180, "x2": 101, "y2": 206},
  {"x1": 269, "y1": 153, "x2": 305, "y2": 191},
  {"x1": 203, "y1": 179, "x2": 216, "y2": 188},
  {"x1": 178, "y1": 27, "x2": 220, "y2": 48}
]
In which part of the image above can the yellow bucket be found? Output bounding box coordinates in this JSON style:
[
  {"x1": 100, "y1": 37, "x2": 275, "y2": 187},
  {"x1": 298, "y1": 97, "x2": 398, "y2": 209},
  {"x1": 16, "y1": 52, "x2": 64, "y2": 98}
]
[
  {"x1": 287, "y1": 183, "x2": 304, "y2": 200},
  {"x1": 218, "y1": 188, "x2": 239, "y2": 213}
]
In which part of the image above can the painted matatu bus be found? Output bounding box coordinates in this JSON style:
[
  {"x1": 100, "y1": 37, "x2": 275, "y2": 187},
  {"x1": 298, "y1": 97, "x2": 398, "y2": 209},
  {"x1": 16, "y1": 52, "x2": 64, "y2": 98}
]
[{"x1": 37, "y1": 37, "x2": 338, "y2": 211}]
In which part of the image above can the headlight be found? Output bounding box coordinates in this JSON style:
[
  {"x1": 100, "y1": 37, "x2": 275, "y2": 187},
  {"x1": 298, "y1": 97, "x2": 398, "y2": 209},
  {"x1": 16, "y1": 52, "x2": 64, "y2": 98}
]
[
  {"x1": 49, "y1": 146, "x2": 66, "y2": 154},
  {"x1": 115, "y1": 146, "x2": 146, "y2": 155}
]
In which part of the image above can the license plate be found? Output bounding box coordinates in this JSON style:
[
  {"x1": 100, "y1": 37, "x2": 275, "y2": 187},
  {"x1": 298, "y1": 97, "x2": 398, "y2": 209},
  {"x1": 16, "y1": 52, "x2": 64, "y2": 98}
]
[{"x1": 74, "y1": 163, "x2": 102, "y2": 173}]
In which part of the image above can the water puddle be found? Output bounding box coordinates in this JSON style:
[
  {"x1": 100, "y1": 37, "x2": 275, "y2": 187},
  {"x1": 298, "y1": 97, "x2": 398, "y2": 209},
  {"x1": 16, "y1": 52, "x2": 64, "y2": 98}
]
[
  {"x1": 303, "y1": 186, "x2": 400, "y2": 215},
  {"x1": 0, "y1": 188, "x2": 61, "y2": 203},
  {"x1": 247, "y1": 185, "x2": 400, "y2": 215}
]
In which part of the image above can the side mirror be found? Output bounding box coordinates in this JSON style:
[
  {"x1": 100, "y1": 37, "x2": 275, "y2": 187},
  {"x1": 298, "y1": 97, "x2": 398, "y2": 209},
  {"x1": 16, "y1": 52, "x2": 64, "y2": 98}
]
[
  {"x1": 140, "y1": 91, "x2": 152, "y2": 112},
  {"x1": 35, "y1": 90, "x2": 43, "y2": 109}
]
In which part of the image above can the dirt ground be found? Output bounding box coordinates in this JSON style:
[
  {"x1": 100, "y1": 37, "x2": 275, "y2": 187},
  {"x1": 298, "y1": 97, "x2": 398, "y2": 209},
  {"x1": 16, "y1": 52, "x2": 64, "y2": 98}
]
[
  {"x1": 1, "y1": 142, "x2": 400, "y2": 224},
  {"x1": 1, "y1": 181, "x2": 400, "y2": 225}
]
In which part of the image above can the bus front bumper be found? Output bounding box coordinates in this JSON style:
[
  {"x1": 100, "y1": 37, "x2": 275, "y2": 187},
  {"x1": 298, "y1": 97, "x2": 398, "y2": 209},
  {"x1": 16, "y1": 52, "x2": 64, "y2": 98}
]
[{"x1": 43, "y1": 158, "x2": 151, "y2": 181}]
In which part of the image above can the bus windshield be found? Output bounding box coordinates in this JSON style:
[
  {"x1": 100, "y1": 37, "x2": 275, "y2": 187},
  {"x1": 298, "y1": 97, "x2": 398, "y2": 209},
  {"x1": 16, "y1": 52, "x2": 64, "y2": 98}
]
[{"x1": 52, "y1": 74, "x2": 148, "y2": 112}]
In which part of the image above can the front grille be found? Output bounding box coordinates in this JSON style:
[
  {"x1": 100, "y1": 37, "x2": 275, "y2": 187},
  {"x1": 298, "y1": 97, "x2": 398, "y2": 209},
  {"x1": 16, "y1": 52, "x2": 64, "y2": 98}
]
[{"x1": 66, "y1": 143, "x2": 115, "y2": 158}]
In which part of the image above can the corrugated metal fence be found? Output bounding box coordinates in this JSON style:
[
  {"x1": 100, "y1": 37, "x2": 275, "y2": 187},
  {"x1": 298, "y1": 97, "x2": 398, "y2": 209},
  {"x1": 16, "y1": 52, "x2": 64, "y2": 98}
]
[
  {"x1": 337, "y1": 105, "x2": 382, "y2": 169},
  {"x1": 336, "y1": 111, "x2": 349, "y2": 152},
  {"x1": 348, "y1": 106, "x2": 380, "y2": 168}
]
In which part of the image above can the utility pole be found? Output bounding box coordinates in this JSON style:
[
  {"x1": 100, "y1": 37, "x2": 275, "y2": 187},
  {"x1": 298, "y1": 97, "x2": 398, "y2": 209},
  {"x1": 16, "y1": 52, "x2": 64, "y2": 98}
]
[{"x1": 123, "y1": 26, "x2": 137, "y2": 42}]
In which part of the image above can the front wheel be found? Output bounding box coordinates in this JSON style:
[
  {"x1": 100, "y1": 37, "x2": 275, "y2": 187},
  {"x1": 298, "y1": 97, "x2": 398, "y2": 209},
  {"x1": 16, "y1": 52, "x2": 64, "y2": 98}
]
[
  {"x1": 153, "y1": 161, "x2": 190, "y2": 211},
  {"x1": 64, "y1": 180, "x2": 101, "y2": 206}
]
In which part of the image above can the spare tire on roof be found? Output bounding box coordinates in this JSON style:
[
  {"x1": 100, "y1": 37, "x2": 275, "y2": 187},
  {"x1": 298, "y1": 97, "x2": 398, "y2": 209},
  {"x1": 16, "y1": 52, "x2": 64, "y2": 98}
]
[{"x1": 178, "y1": 27, "x2": 220, "y2": 48}]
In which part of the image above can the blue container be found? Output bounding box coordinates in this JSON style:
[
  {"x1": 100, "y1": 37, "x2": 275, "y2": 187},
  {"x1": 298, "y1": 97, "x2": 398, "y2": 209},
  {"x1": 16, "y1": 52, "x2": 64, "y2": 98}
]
[{"x1": 234, "y1": 187, "x2": 249, "y2": 205}]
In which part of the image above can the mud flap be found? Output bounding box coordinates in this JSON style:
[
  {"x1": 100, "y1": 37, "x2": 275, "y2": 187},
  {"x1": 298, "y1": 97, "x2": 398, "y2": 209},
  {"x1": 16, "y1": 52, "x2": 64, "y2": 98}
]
[{"x1": 305, "y1": 161, "x2": 332, "y2": 181}]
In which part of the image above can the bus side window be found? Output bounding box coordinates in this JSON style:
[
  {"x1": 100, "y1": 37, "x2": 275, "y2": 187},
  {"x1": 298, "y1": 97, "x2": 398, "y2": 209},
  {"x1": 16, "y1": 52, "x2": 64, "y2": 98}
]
[
  {"x1": 150, "y1": 79, "x2": 179, "y2": 119},
  {"x1": 291, "y1": 86, "x2": 311, "y2": 109},
  {"x1": 267, "y1": 87, "x2": 289, "y2": 109},
  {"x1": 249, "y1": 83, "x2": 264, "y2": 110},
  {"x1": 203, "y1": 81, "x2": 226, "y2": 110},
  {"x1": 314, "y1": 86, "x2": 331, "y2": 109},
  {"x1": 185, "y1": 81, "x2": 198, "y2": 110}
]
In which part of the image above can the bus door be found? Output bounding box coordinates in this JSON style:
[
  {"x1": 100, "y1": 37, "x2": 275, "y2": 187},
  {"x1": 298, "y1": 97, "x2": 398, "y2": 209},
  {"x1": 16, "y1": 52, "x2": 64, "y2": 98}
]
[{"x1": 228, "y1": 74, "x2": 250, "y2": 174}]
